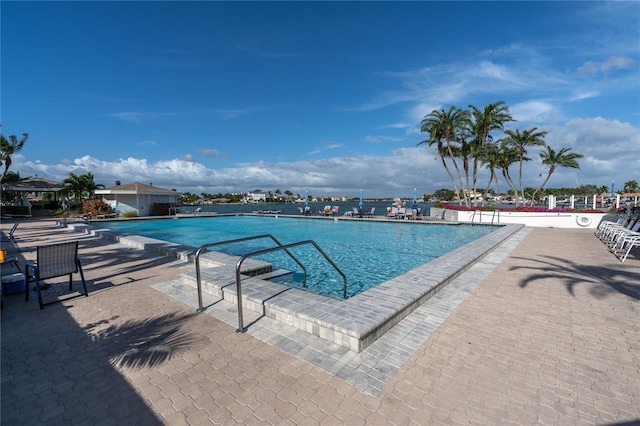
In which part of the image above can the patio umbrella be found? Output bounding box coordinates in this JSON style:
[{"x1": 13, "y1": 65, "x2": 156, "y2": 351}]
[
  {"x1": 611, "y1": 181, "x2": 615, "y2": 196},
  {"x1": 413, "y1": 188, "x2": 417, "y2": 204},
  {"x1": 304, "y1": 190, "x2": 308, "y2": 207},
  {"x1": 359, "y1": 189, "x2": 363, "y2": 209}
]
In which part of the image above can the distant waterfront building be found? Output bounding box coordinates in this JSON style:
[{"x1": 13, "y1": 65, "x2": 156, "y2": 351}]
[{"x1": 247, "y1": 190, "x2": 267, "y2": 203}]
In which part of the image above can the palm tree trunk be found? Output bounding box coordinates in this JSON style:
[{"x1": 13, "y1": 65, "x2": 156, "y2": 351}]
[
  {"x1": 439, "y1": 155, "x2": 460, "y2": 203},
  {"x1": 444, "y1": 139, "x2": 469, "y2": 206},
  {"x1": 502, "y1": 169, "x2": 519, "y2": 203},
  {"x1": 531, "y1": 166, "x2": 555, "y2": 207},
  {"x1": 483, "y1": 167, "x2": 497, "y2": 207}
]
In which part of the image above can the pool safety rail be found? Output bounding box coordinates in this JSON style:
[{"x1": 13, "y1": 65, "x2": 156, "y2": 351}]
[
  {"x1": 194, "y1": 234, "x2": 307, "y2": 311},
  {"x1": 470, "y1": 209, "x2": 500, "y2": 225},
  {"x1": 194, "y1": 235, "x2": 348, "y2": 333}
]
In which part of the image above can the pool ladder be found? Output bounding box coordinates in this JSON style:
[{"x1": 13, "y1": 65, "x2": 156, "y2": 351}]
[
  {"x1": 194, "y1": 234, "x2": 347, "y2": 333},
  {"x1": 469, "y1": 209, "x2": 500, "y2": 225}
]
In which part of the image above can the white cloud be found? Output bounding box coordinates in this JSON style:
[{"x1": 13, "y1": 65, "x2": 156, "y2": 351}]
[
  {"x1": 364, "y1": 135, "x2": 403, "y2": 144},
  {"x1": 106, "y1": 111, "x2": 179, "y2": 123},
  {"x1": 509, "y1": 100, "x2": 561, "y2": 125},
  {"x1": 577, "y1": 56, "x2": 636, "y2": 77},
  {"x1": 198, "y1": 148, "x2": 230, "y2": 159}
]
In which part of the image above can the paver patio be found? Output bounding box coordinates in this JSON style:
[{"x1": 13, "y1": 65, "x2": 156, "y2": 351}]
[{"x1": 1, "y1": 218, "x2": 639, "y2": 425}]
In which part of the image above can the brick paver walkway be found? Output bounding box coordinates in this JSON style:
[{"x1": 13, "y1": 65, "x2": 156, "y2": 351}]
[{"x1": 1, "y1": 218, "x2": 639, "y2": 425}]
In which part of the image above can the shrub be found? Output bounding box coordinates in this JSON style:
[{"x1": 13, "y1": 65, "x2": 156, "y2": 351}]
[
  {"x1": 82, "y1": 199, "x2": 112, "y2": 216},
  {"x1": 439, "y1": 202, "x2": 602, "y2": 213}
]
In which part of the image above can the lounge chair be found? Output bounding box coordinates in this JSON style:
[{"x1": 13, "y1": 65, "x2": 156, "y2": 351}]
[
  {"x1": 611, "y1": 233, "x2": 640, "y2": 262},
  {"x1": 365, "y1": 207, "x2": 376, "y2": 218},
  {"x1": 387, "y1": 207, "x2": 398, "y2": 218},
  {"x1": 321, "y1": 205, "x2": 332, "y2": 216},
  {"x1": 596, "y1": 215, "x2": 631, "y2": 240},
  {"x1": 600, "y1": 217, "x2": 638, "y2": 244},
  {"x1": 331, "y1": 206, "x2": 340, "y2": 216},
  {"x1": 1, "y1": 222, "x2": 19, "y2": 242},
  {"x1": 25, "y1": 241, "x2": 88, "y2": 309},
  {"x1": 607, "y1": 220, "x2": 640, "y2": 250},
  {"x1": 397, "y1": 207, "x2": 407, "y2": 219}
]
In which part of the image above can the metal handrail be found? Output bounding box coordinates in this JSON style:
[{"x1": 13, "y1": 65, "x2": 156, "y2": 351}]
[
  {"x1": 194, "y1": 234, "x2": 307, "y2": 312},
  {"x1": 234, "y1": 240, "x2": 348, "y2": 333}
]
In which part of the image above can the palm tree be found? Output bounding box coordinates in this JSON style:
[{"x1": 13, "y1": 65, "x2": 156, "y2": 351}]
[
  {"x1": 0, "y1": 132, "x2": 29, "y2": 183},
  {"x1": 530, "y1": 146, "x2": 583, "y2": 205},
  {"x1": 468, "y1": 101, "x2": 514, "y2": 205},
  {"x1": 502, "y1": 127, "x2": 547, "y2": 206},
  {"x1": 418, "y1": 106, "x2": 470, "y2": 206},
  {"x1": 624, "y1": 180, "x2": 639, "y2": 193},
  {"x1": 62, "y1": 172, "x2": 104, "y2": 203},
  {"x1": 62, "y1": 173, "x2": 85, "y2": 203}
]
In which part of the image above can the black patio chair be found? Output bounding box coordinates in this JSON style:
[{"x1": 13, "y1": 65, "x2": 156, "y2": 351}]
[{"x1": 25, "y1": 241, "x2": 88, "y2": 309}]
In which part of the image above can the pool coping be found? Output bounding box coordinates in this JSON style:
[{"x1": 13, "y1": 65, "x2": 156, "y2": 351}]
[{"x1": 65, "y1": 216, "x2": 524, "y2": 352}]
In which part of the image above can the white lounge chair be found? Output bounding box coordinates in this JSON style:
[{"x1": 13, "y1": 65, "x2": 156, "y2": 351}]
[{"x1": 611, "y1": 233, "x2": 640, "y2": 262}]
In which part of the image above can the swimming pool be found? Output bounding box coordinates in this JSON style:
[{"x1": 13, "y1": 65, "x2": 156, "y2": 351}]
[{"x1": 99, "y1": 216, "x2": 500, "y2": 298}]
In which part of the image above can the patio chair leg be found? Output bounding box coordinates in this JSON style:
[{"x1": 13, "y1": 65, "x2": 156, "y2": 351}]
[
  {"x1": 77, "y1": 259, "x2": 88, "y2": 297},
  {"x1": 35, "y1": 276, "x2": 44, "y2": 310},
  {"x1": 25, "y1": 265, "x2": 32, "y2": 302}
]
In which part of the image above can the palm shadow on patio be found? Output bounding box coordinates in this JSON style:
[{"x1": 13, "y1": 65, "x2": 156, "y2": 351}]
[
  {"x1": 83, "y1": 312, "x2": 199, "y2": 369},
  {"x1": 511, "y1": 255, "x2": 640, "y2": 300}
]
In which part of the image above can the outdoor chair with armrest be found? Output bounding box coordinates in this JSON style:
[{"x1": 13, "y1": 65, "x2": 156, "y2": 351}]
[{"x1": 25, "y1": 241, "x2": 88, "y2": 309}]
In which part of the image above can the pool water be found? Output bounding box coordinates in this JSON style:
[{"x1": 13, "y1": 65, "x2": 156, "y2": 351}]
[{"x1": 99, "y1": 216, "x2": 499, "y2": 298}]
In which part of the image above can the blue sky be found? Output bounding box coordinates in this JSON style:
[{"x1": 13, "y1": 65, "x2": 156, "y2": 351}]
[{"x1": 2, "y1": 1, "x2": 639, "y2": 198}]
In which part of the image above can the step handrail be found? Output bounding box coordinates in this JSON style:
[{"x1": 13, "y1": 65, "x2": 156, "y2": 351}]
[
  {"x1": 491, "y1": 209, "x2": 500, "y2": 225},
  {"x1": 235, "y1": 240, "x2": 348, "y2": 333},
  {"x1": 194, "y1": 234, "x2": 307, "y2": 311}
]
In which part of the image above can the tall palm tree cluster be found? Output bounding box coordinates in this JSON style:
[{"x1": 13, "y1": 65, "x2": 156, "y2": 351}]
[
  {"x1": 61, "y1": 172, "x2": 104, "y2": 206},
  {"x1": 418, "y1": 101, "x2": 583, "y2": 207}
]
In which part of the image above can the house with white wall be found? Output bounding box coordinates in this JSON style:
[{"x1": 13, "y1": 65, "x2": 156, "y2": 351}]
[
  {"x1": 247, "y1": 190, "x2": 267, "y2": 203},
  {"x1": 95, "y1": 182, "x2": 181, "y2": 217}
]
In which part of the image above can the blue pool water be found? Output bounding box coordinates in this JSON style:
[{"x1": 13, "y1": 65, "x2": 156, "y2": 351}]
[{"x1": 99, "y1": 216, "x2": 499, "y2": 299}]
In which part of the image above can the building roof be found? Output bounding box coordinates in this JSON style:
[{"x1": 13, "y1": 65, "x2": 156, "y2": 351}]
[{"x1": 96, "y1": 182, "x2": 181, "y2": 195}]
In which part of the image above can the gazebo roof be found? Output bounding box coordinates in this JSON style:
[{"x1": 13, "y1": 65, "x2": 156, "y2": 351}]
[{"x1": 1, "y1": 178, "x2": 63, "y2": 192}]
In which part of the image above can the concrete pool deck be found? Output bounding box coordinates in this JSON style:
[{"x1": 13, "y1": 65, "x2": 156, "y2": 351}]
[{"x1": 1, "y1": 218, "x2": 639, "y2": 424}]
